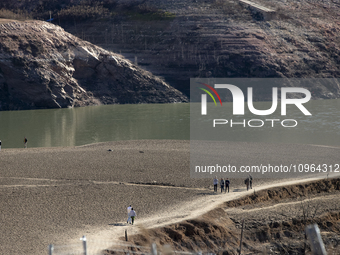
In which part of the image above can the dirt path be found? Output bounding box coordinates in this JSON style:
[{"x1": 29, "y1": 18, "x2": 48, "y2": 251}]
[
  {"x1": 0, "y1": 177, "x2": 207, "y2": 191},
  {"x1": 66, "y1": 173, "x2": 340, "y2": 253}
]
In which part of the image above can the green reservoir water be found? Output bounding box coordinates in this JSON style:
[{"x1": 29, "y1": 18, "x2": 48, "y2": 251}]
[
  {"x1": 0, "y1": 99, "x2": 339, "y2": 148},
  {"x1": 0, "y1": 103, "x2": 189, "y2": 148}
]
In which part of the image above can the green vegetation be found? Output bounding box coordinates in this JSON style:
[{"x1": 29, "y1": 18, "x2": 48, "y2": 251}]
[
  {"x1": 127, "y1": 10, "x2": 175, "y2": 21},
  {"x1": 0, "y1": 0, "x2": 175, "y2": 24},
  {"x1": 57, "y1": 5, "x2": 114, "y2": 22}
]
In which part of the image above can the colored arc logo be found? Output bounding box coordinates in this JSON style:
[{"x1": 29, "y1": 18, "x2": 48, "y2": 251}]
[{"x1": 198, "y1": 83, "x2": 223, "y2": 106}]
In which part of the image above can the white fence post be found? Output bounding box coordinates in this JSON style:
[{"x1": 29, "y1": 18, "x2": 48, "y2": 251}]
[
  {"x1": 151, "y1": 243, "x2": 157, "y2": 255},
  {"x1": 82, "y1": 235, "x2": 87, "y2": 255},
  {"x1": 239, "y1": 219, "x2": 245, "y2": 255},
  {"x1": 305, "y1": 224, "x2": 327, "y2": 255},
  {"x1": 48, "y1": 244, "x2": 53, "y2": 255}
]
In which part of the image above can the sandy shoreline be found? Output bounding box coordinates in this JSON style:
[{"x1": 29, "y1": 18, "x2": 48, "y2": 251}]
[{"x1": 0, "y1": 140, "x2": 339, "y2": 254}]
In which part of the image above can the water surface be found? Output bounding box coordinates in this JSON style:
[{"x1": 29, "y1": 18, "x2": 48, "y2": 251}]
[{"x1": 0, "y1": 99, "x2": 339, "y2": 148}]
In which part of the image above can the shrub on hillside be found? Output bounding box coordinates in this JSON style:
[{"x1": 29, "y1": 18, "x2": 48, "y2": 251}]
[
  {"x1": 57, "y1": 5, "x2": 112, "y2": 22},
  {"x1": 122, "y1": 3, "x2": 175, "y2": 21},
  {"x1": 0, "y1": 0, "x2": 171, "y2": 23},
  {"x1": 127, "y1": 10, "x2": 176, "y2": 21}
]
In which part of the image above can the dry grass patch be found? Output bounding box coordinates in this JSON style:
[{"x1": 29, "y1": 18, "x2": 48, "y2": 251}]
[{"x1": 0, "y1": 8, "x2": 31, "y2": 20}]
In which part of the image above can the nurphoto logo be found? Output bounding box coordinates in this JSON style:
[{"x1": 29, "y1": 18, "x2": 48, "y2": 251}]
[
  {"x1": 190, "y1": 78, "x2": 339, "y2": 179},
  {"x1": 199, "y1": 83, "x2": 312, "y2": 128}
]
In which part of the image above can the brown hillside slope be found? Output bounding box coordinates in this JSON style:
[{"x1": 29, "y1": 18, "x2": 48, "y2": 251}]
[{"x1": 0, "y1": 20, "x2": 187, "y2": 110}]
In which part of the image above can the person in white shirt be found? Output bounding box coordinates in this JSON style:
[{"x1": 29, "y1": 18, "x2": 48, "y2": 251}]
[
  {"x1": 128, "y1": 208, "x2": 137, "y2": 225},
  {"x1": 213, "y1": 177, "x2": 218, "y2": 192},
  {"x1": 127, "y1": 205, "x2": 132, "y2": 224}
]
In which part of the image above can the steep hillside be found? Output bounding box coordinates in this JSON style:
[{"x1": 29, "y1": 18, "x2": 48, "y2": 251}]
[
  {"x1": 0, "y1": 20, "x2": 187, "y2": 111},
  {"x1": 1, "y1": 0, "x2": 340, "y2": 105},
  {"x1": 59, "y1": 0, "x2": 340, "y2": 97}
]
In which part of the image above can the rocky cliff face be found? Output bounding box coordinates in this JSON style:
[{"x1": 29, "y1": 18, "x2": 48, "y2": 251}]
[{"x1": 0, "y1": 20, "x2": 188, "y2": 111}]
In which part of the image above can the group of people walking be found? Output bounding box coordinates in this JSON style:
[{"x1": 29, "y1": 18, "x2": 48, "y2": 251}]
[
  {"x1": 126, "y1": 205, "x2": 137, "y2": 225},
  {"x1": 126, "y1": 175, "x2": 253, "y2": 225},
  {"x1": 213, "y1": 177, "x2": 230, "y2": 193},
  {"x1": 213, "y1": 175, "x2": 254, "y2": 193}
]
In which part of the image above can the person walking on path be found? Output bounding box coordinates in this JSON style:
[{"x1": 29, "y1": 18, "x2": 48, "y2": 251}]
[
  {"x1": 213, "y1": 177, "x2": 218, "y2": 192},
  {"x1": 225, "y1": 178, "x2": 230, "y2": 193},
  {"x1": 127, "y1": 205, "x2": 132, "y2": 224},
  {"x1": 129, "y1": 208, "x2": 137, "y2": 225},
  {"x1": 249, "y1": 175, "x2": 253, "y2": 189},
  {"x1": 220, "y1": 178, "x2": 225, "y2": 193},
  {"x1": 245, "y1": 177, "x2": 250, "y2": 191},
  {"x1": 24, "y1": 137, "x2": 28, "y2": 148}
]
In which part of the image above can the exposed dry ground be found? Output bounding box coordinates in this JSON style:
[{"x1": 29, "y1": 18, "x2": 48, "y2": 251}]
[
  {"x1": 0, "y1": 18, "x2": 21, "y2": 24},
  {"x1": 0, "y1": 140, "x2": 339, "y2": 254},
  {"x1": 123, "y1": 179, "x2": 340, "y2": 255},
  {"x1": 0, "y1": 140, "x2": 201, "y2": 255}
]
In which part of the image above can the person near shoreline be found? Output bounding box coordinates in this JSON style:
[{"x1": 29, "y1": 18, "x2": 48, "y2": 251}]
[
  {"x1": 220, "y1": 178, "x2": 225, "y2": 193},
  {"x1": 127, "y1": 205, "x2": 132, "y2": 224},
  {"x1": 225, "y1": 178, "x2": 230, "y2": 193},
  {"x1": 129, "y1": 208, "x2": 137, "y2": 225},
  {"x1": 213, "y1": 176, "x2": 218, "y2": 192},
  {"x1": 24, "y1": 137, "x2": 28, "y2": 148},
  {"x1": 249, "y1": 175, "x2": 253, "y2": 189}
]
